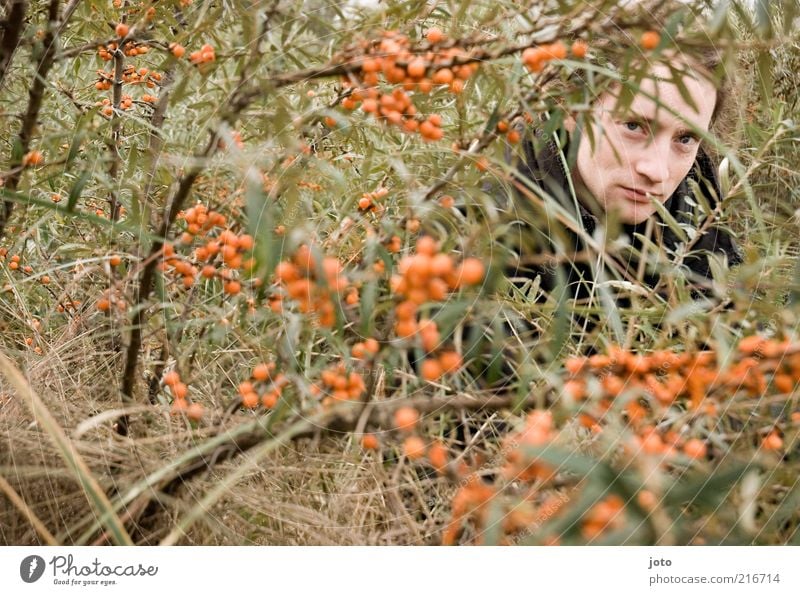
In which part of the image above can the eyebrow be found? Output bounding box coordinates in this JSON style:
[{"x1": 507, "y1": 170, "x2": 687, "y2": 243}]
[{"x1": 620, "y1": 111, "x2": 701, "y2": 138}]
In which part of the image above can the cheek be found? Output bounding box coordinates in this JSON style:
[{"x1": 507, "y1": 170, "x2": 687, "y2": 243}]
[{"x1": 667, "y1": 154, "x2": 700, "y2": 193}]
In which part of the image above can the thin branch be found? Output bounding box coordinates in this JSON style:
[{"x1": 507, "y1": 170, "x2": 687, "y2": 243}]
[
  {"x1": 0, "y1": 0, "x2": 61, "y2": 239},
  {"x1": 0, "y1": 0, "x2": 26, "y2": 90},
  {"x1": 107, "y1": 43, "x2": 125, "y2": 221}
]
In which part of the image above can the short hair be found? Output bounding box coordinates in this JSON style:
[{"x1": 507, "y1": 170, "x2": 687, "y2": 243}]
[{"x1": 541, "y1": 41, "x2": 743, "y2": 159}]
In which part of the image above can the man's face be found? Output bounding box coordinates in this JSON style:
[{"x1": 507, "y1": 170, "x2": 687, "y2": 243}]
[{"x1": 571, "y1": 62, "x2": 718, "y2": 225}]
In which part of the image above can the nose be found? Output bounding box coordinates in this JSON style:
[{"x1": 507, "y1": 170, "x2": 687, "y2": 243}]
[{"x1": 632, "y1": 140, "x2": 669, "y2": 186}]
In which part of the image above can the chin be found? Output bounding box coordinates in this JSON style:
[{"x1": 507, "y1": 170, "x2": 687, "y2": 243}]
[{"x1": 603, "y1": 200, "x2": 654, "y2": 225}]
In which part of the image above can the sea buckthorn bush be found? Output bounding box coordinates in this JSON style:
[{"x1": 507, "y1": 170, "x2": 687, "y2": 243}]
[{"x1": 0, "y1": 0, "x2": 798, "y2": 546}]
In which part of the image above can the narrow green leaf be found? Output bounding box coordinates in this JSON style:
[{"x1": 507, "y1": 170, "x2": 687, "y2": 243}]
[{"x1": 67, "y1": 170, "x2": 90, "y2": 213}]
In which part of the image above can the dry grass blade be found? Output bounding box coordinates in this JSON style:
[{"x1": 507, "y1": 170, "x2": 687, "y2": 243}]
[
  {"x1": 0, "y1": 473, "x2": 60, "y2": 545},
  {"x1": 0, "y1": 350, "x2": 133, "y2": 545},
  {"x1": 159, "y1": 413, "x2": 323, "y2": 545}
]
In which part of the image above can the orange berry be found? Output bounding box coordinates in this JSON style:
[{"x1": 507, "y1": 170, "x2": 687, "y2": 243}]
[
  {"x1": 109, "y1": 254, "x2": 122, "y2": 266},
  {"x1": 563, "y1": 379, "x2": 586, "y2": 400},
  {"x1": 403, "y1": 435, "x2": 426, "y2": 460},
  {"x1": 425, "y1": 27, "x2": 444, "y2": 44},
  {"x1": 22, "y1": 150, "x2": 43, "y2": 167},
  {"x1": 571, "y1": 39, "x2": 588, "y2": 58},
  {"x1": 416, "y1": 78, "x2": 433, "y2": 93},
  {"x1": 439, "y1": 351, "x2": 462, "y2": 374},
  {"x1": 351, "y1": 342, "x2": 367, "y2": 359},
  {"x1": 186, "y1": 402, "x2": 204, "y2": 421},
  {"x1": 418, "y1": 119, "x2": 440, "y2": 140},
  {"x1": 774, "y1": 373, "x2": 795, "y2": 394},
  {"x1": 457, "y1": 258, "x2": 485, "y2": 286},
  {"x1": 416, "y1": 235, "x2": 437, "y2": 257},
  {"x1": 169, "y1": 43, "x2": 185, "y2": 59},
  {"x1": 407, "y1": 58, "x2": 426, "y2": 78},
  {"x1": 364, "y1": 338, "x2": 380, "y2": 354},
  {"x1": 427, "y1": 441, "x2": 448, "y2": 471},
  {"x1": 361, "y1": 98, "x2": 378, "y2": 113},
  {"x1": 506, "y1": 129, "x2": 520, "y2": 144},
  {"x1": 637, "y1": 490, "x2": 657, "y2": 510},
  {"x1": 430, "y1": 253, "x2": 454, "y2": 277},
  {"x1": 640, "y1": 31, "x2": 660, "y2": 51},
  {"x1": 274, "y1": 261, "x2": 300, "y2": 283},
  {"x1": 262, "y1": 392, "x2": 279, "y2": 408},
  {"x1": 545, "y1": 41, "x2": 567, "y2": 60},
  {"x1": 237, "y1": 234, "x2": 254, "y2": 251},
  {"x1": 683, "y1": 438, "x2": 707, "y2": 459},
  {"x1": 170, "y1": 398, "x2": 188, "y2": 415},
  {"x1": 253, "y1": 362, "x2": 273, "y2": 382},
  {"x1": 762, "y1": 432, "x2": 783, "y2": 451},
  {"x1": 432, "y1": 68, "x2": 453, "y2": 85},
  {"x1": 224, "y1": 280, "x2": 241, "y2": 295},
  {"x1": 361, "y1": 433, "x2": 379, "y2": 450},
  {"x1": 163, "y1": 371, "x2": 181, "y2": 386},
  {"x1": 439, "y1": 194, "x2": 455, "y2": 208},
  {"x1": 115, "y1": 23, "x2": 129, "y2": 38},
  {"x1": 172, "y1": 382, "x2": 189, "y2": 399},
  {"x1": 97, "y1": 298, "x2": 111, "y2": 312},
  {"x1": 565, "y1": 356, "x2": 588, "y2": 375},
  {"x1": 394, "y1": 406, "x2": 420, "y2": 432},
  {"x1": 421, "y1": 358, "x2": 443, "y2": 382},
  {"x1": 241, "y1": 391, "x2": 259, "y2": 408}
]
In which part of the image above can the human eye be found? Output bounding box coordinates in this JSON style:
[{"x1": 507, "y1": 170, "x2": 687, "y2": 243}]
[
  {"x1": 622, "y1": 121, "x2": 642, "y2": 132},
  {"x1": 676, "y1": 133, "x2": 699, "y2": 151}
]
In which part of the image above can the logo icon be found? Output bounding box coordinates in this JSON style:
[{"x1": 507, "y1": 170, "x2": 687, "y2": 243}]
[{"x1": 20, "y1": 555, "x2": 46, "y2": 583}]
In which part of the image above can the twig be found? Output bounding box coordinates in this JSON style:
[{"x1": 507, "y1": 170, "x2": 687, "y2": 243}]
[
  {"x1": 0, "y1": 0, "x2": 27, "y2": 90},
  {"x1": 107, "y1": 40, "x2": 126, "y2": 221},
  {"x1": 0, "y1": 0, "x2": 62, "y2": 240},
  {"x1": 0, "y1": 472, "x2": 60, "y2": 545}
]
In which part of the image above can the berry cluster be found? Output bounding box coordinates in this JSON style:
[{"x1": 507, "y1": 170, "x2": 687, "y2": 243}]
[
  {"x1": 357, "y1": 186, "x2": 389, "y2": 212},
  {"x1": 390, "y1": 236, "x2": 484, "y2": 380},
  {"x1": 390, "y1": 405, "x2": 449, "y2": 469},
  {"x1": 337, "y1": 29, "x2": 479, "y2": 141},
  {"x1": 270, "y1": 246, "x2": 355, "y2": 328},
  {"x1": 237, "y1": 362, "x2": 288, "y2": 409},
  {"x1": 311, "y1": 362, "x2": 367, "y2": 407},
  {"x1": 164, "y1": 370, "x2": 204, "y2": 420}
]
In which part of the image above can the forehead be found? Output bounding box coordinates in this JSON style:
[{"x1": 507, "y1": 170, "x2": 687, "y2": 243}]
[{"x1": 599, "y1": 63, "x2": 718, "y2": 132}]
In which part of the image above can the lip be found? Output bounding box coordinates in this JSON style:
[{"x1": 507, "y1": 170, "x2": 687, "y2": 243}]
[{"x1": 621, "y1": 186, "x2": 659, "y2": 203}]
